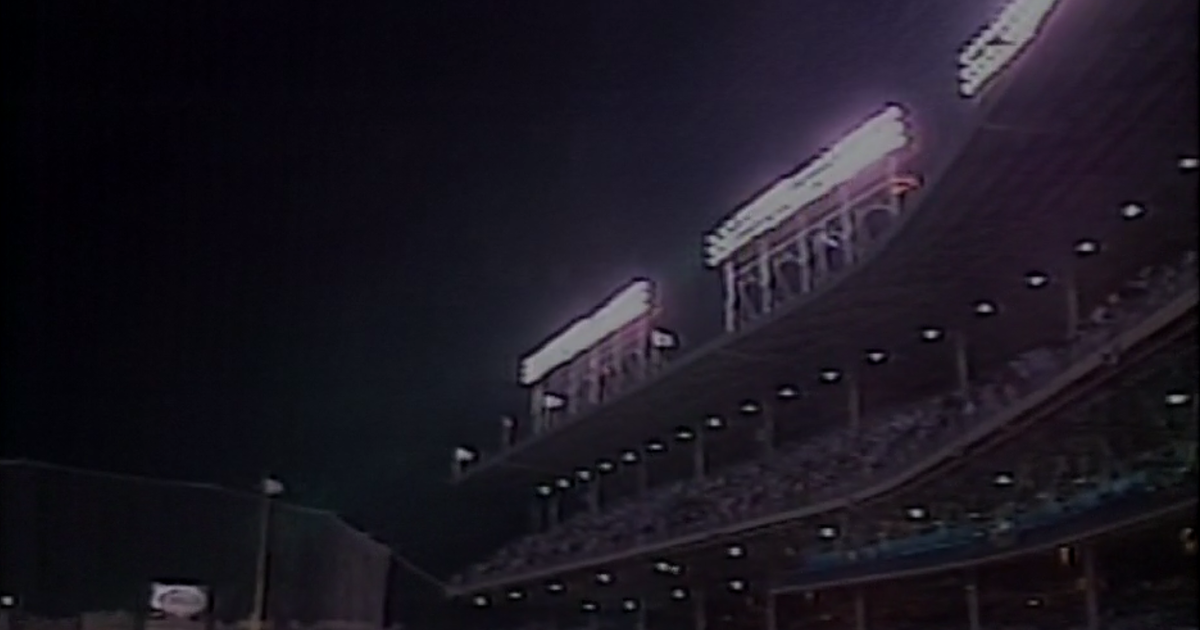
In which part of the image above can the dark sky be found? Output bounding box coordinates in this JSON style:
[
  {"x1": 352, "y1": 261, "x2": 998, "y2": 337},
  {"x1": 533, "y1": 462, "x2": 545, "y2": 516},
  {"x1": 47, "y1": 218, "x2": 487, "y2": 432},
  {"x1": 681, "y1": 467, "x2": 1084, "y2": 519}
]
[{"x1": 2, "y1": 0, "x2": 992, "y2": 590}]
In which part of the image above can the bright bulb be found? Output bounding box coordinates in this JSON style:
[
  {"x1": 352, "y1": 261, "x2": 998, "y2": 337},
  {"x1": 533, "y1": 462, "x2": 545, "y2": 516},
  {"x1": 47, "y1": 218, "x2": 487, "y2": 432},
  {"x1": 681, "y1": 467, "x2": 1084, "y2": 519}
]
[{"x1": 1120, "y1": 203, "x2": 1146, "y2": 219}]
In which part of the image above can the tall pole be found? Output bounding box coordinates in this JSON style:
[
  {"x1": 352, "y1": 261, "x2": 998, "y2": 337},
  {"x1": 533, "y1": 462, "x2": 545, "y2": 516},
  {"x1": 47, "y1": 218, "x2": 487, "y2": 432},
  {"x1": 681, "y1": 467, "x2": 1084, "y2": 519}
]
[{"x1": 250, "y1": 491, "x2": 272, "y2": 630}]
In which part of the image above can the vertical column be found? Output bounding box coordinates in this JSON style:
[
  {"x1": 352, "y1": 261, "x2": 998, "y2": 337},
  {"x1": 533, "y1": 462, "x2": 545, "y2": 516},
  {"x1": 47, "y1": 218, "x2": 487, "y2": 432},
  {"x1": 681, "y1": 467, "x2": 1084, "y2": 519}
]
[
  {"x1": 761, "y1": 403, "x2": 776, "y2": 457},
  {"x1": 854, "y1": 588, "x2": 868, "y2": 630},
  {"x1": 965, "y1": 573, "x2": 981, "y2": 630},
  {"x1": 764, "y1": 590, "x2": 778, "y2": 630},
  {"x1": 758, "y1": 240, "x2": 773, "y2": 314},
  {"x1": 1064, "y1": 268, "x2": 1081, "y2": 342},
  {"x1": 1082, "y1": 543, "x2": 1101, "y2": 630},
  {"x1": 847, "y1": 371, "x2": 862, "y2": 433},
  {"x1": 693, "y1": 589, "x2": 707, "y2": 630},
  {"x1": 531, "y1": 383, "x2": 545, "y2": 434},
  {"x1": 693, "y1": 429, "x2": 707, "y2": 481},
  {"x1": 796, "y1": 231, "x2": 812, "y2": 294},
  {"x1": 723, "y1": 261, "x2": 737, "y2": 333},
  {"x1": 954, "y1": 332, "x2": 971, "y2": 397},
  {"x1": 636, "y1": 603, "x2": 648, "y2": 630},
  {"x1": 810, "y1": 228, "x2": 828, "y2": 285},
  {"x1": 839, "y1": 205, "x2": 856, "y2": 267}
]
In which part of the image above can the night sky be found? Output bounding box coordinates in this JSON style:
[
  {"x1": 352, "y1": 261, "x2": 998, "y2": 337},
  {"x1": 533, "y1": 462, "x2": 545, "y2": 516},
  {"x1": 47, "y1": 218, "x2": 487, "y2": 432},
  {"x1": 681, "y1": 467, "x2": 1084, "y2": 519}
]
[{"x1": 3, "y1": 0, "x2": 994, "y2": 599}]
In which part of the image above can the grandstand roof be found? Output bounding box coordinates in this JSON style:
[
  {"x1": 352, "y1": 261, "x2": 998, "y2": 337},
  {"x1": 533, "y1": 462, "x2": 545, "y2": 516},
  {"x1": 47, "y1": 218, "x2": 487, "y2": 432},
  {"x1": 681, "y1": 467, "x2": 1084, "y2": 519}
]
[{"x1": 459, "y1": 0, "x2": 1198, "y2": 487}]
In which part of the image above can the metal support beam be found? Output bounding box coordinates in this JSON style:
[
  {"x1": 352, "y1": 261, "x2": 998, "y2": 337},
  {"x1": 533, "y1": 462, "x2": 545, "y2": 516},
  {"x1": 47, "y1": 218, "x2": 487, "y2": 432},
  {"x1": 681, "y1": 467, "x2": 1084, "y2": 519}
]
[
  {"x1": 1065, "y1": 268, "x2": 1081, "y2": 342},
  {"x1": 723, "y1": 261, "x2": 737, "y2": 333},
  {"x1": 694, "y1": 589, "x2": 707, "y2": 630},
  {"x1": 954, "y1": 331, "x2": 971, "y2": 396},
  {"x1": 1083, "y1": 543, "x2": 1101, "y2": 630},
  {"x1": 965, "y1": 573, "x2": 981, "y2": 630},
  {"x1": 854, "y1": 588, "x2": 868, "y2": 630}
]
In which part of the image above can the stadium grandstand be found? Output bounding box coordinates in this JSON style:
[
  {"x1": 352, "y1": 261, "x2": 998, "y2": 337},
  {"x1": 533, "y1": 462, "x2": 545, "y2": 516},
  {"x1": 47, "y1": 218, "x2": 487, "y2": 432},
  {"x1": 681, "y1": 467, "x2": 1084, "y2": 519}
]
[
  {"x1": 0, "y1": 461, "x2": 390, "y2": 629},
  {"x1": 442, "y1": 0, "x2": 1197, "y2": 628}
]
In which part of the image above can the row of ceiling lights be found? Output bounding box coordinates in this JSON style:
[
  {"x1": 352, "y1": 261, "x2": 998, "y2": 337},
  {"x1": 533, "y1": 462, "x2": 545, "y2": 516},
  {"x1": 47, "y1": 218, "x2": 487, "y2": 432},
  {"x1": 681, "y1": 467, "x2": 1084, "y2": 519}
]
[{"x1": 532, "y1": 205, "x2": 1155, "y2": 498}]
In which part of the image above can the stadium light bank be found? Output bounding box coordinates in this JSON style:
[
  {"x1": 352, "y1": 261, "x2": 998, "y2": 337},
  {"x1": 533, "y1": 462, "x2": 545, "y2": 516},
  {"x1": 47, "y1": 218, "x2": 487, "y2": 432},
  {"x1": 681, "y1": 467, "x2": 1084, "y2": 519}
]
[
  {"x1": 958, "y1": 0, "x2": 1062, "y2": 98},
  {"x1": 703, "y1": 104, "x2": 912, "y2": 268}
]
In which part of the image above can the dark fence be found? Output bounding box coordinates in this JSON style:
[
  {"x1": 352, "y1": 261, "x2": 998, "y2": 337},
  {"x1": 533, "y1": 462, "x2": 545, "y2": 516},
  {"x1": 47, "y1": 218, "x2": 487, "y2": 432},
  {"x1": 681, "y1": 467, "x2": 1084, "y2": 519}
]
[{"x1": 0, "y1": 462, "x2": 388, "y2": 626}]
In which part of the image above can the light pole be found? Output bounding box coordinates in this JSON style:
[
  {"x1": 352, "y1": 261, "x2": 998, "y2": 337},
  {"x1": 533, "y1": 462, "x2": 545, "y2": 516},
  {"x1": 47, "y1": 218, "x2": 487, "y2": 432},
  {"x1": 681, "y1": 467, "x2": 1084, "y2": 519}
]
[{"x1": 250, "y1": 477, "x2": 284, "y2": 630}]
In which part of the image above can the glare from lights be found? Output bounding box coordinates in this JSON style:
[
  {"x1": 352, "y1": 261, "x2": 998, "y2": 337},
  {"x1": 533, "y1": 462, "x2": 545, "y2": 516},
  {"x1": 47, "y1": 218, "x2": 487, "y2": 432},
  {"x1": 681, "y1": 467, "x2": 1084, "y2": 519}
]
[
  {"x1": 1179, "y1": 156, "x2": 1199, "y2": 171},
  {"x1": 1165, "y1": 392, "x2": 1192, "y2": 407},
  {"x1": 1025, "y1": 272, "x2": 1049, "y2": 288},
  {"x1": 740, "y1": 401, "x2": 760, "y2": 414},
  {"x1": 453, "y1": 446, "x2": 478, "y2": 464},
  {"x1": 727, "y1": 544, "x2": 746, "y2": 558},
  {"x1": 581, "y1": 601, "x2": 598, "y2": 613},
  {"x1": 1120, "y1": 203, "x2": 1146, "y2": 220},
  {"x1": 654, "y1": 560, "x2": 684, "y2": 576},
  {"x1": 1074, "y1": 239, "x2": 1100, "y2": 256},
  {"x1": 728, "y1": 579, "x2": 747, "y2": 592},
  {"x1": 906, "y1": 506, "x2": 928, "y2": 520},
  {"x1": 920, "y1": 327, "x2": 944, "y2": 342},
  {"x1": 670, "y1": 587, "x2": 689, "y2": 601},
  {"x1": 705, "y1": 415, "x2": 725, "y2": 429},
  {"x1": 705, "y1": 105, "x2": 912, "y2": 266},
  {"x1": 621, "y1": 450, "x2": 640, "y2": 464},
  {"x1": 535, "y1": 484, "x2": 552, "y2": 497},
  {"x1": 777, "y1": 385, "x2": 800, "y2": 399},
  {"x1": 819, "y1": 368, "x2": 842, "y2": 383},
  {"x1": 472, "y1": 595, "x2": 489, "y2": 608},
  {"x1": 595, "y1": 572, "x2": 614, "y2": 585},
  {"x1": 622, "y1": 599, "x2": 639, "y2": 612},
  {"x1": 520, "y1": 280, "x2": 654, "y2": 385},
  {"x1": 646, "y1": 439, "x2": 666, "y2": 453},
  {"x1": 974, "y1": 300, "x2": 998, "y2": 316},
  {"x1": 555, "y1": 478, "x2": 571, "y2": 490},
  {"x1": 576, "y1": 469, "x2": 593, "y2": 482},
  {"x1": 541, "y1": 392, "x2": 566, "y2": 411},
  {"x1": 650, "y1": 328, "x2": 678, "y2": 349},
  {"x1": 546, "y1": 581, "x2": 565, "y2": 594},
  {"x1": 0, "y1": 596, "x2": 13, "y2": 609},
  {"x1": 597, "y1": 459, "x2": 616, "y2": 473},
  {"x1": 958, "y1": 0, "x2": 1061, "y2": 97},
  {"x1": 994, "y1": 472, "x2": 1015, "y2": 486},
  {"x1": 865, "y1": 350, "x2": 887, "y2": 365},
  {"x1": 507, "y1": 589, "x2": 524, "y2": 601},
  {"x1": 819, "y1": 526, "x2": 838, "y2": 539},
  {"x1": 1026, "y1": 597, "x2": 1042, "y2": 608},
  {"x1": 675, "y1": 427, "x2": 695, "y2": 441}
]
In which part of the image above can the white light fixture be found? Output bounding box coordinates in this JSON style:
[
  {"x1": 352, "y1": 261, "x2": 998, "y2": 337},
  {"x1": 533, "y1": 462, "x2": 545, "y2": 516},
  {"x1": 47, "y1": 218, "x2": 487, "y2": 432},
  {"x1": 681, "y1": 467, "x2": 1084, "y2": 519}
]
[
  {"x1": 675, "y1": 427, "x2": 695, "y2": 441},
  {"x1": 819, "y1": 369, "x2": 842, "y2": 383},
  {"x1": 705, "y1": 415, "x2": 724, "y2": 429},
  {"x1": 622, "y1": 599, "x2": 639, "y2": 612},
  {"x1": 740, "y1": 401, "x2": 760, "y2": 414},
  {"x1": 994, "y1": 472, "x2": 1015, "y2": 486},
  {"x1": 974, "y1": 300, "x2": 997, "y2": 316},
  {"x1": 1119, "y1": 203, "x2": 1146, "y2": 220},
  {"x1": 597, "y1": 459, "x2": 616, "y2": 473},
  {"x1": 1025, "y1": 272, "x2": 1050, "y2": 288},
  {"x1": 727, "y1": 544, "x2": 746, "y2": 558},
  {"x1": 1165, "y1": 392, "x2": 1192, "y2": 407},
  {"x1": 507, "y1": 589, "x2": 524, "y2": 601},
  {"x1": 1074, "y1": 239, "x2": 1099, "y2": 256},
  {"x1": 865, "y1": 350, "x2": 887, "y2": 365},
  {"x1": 958, "y1": 0, "x2": 1061, "y2": 97},
  {"x1": 621, "y1": 450, "x2": 639, "y2": 464},
  {"x1": 818, "y1": 526, "x2": 838, "y2": 539},
  {"x1": 728, "y1": 579, "x2": 746, "y2": 592},
  {"x1": 906, "y1": 506, "x2": 928, "y2": 520},
  {"x1": 581, "y1": 601, "x2": 598, "y2": 613},
  {"x1": 472, "y1": 595, "x2": 489, "y2": 607},
  {"x1": 646, "y1": 439, "x2": 666, "y2": 453},
  {"x1": 920, "y1": 327, "x2": 944, "y2": 342},
  {"x1": 535, "y1": 484, "x2": 552, "y2": 497},
  {"x1": 705, "y1": 105, "x2": 912, "y2": 267},
  {"x1": 541, "y1": 392, "x2": 567, "y2": 411},
  {"x1": 546, "y1": 581, "x2": 565, "y2": 594},
  {"x1": 555, "y1": 478, "x2": 571, "y2": 490},
  {"x1": 576, "y1": 469, "x2": 593, "y2": 482},
  {"x1": 595, "y1": 572, "x2": 614, "y2": 585},
  {"x1": 670, "y1": 587, "x2": 688, "y2": 601},
  {"x1": 453, "y1": 447, "x2": 478, "y2": 464},
  {"x1": 1180, "y1": 156, "x2": 1199, "y2": 171},
  {"x1": 520, "y1": 280, "x2": 655, "y2": 385},
  {"x1": 0, "y1": 595, "x2": 14, "y2": 608},
  {"x1": 777, "y1": 385, "x2": 800, "y2": 399},
  {"x1": 651, "y1": 329, "x2": 678, "y2": 349}
]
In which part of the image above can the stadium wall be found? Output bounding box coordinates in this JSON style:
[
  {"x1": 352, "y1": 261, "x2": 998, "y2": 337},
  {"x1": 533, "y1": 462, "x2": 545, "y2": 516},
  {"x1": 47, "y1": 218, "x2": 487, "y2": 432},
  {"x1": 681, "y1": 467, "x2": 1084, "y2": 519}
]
[{"x1": 0, "y1": 462, "x2": 388, "y2": 627}]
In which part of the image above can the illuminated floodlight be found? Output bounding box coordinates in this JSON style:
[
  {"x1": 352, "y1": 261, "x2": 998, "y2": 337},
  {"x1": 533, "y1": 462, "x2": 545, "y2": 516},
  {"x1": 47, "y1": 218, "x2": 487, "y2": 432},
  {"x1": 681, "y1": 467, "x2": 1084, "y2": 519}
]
[
  {"x1": 675, "y1": 427, "x2": 695, "y2": 441},
  {"x1": 622, "y1": 599, "x2": 639, "y2": 612},
  {"x1": 818, "y1": 526, "x2": 838, "y2": 539},
  {"x1": 453, "y1": 446, "x2": 478, "y2": 464},
  {"x1": 704, "y1": 105, "x2": 911, "y2": 267},
  {"x1": 555, "y1": 477, "x2": 571, "y2": 490},
  {"x1": 958, "y1": 0, "x2": 1061, "y2": 97},
  {"x1": 646, "y1": 439, "x2": 666, "y2": 453},
  {"x1": 1119, "y1": 203, "x2": 1146, "y2": 220},
  {"x1": 740, "y1": 400, "x2": 760, "y2": 414},
  {"x1": 726, "y1": 544, "x2": 745, "y2": 558},
  {"x1": 1025, "y1": 271, "x2": 1050, "y2": 288},
  {"x1": 546, "y1": 581, "x2": 565, "y2": 594},
  {"x1": 1074, "y1": 239, "x2": 1100, "y2": 256},
  {"x1": 507, "y1": 589, "x2": 524, "y2": 601},
  {"x1": 994, "y1": 472, "x2": 1015, "y2": 486},
  {"x1": 472, "y1": 595, "x2": 489, "y2": 607},
  {"x1": 865, "y1": 350, "x2": 887, "y2": 365},
  {"x1": 576, "y1": 468, "x2": 593, "y2": 482},
  {"x1": 728, "y1": 579, "x2": 747, "y2": 592},
  {"x1": 595, "y1": 572, "x2": 614, "y2": 585},
  {"x1": 906, "y1": 506, "x2": 928, "y2": 520},
  {"x1": 597, "y1": 459, "x2": 616, "y2": 473},
  {"x1": 920, "y1": 327, "x2": 944, "y2": 342},
  {"x1": 705, "y1": 415, "x2": 724, "y2": 429},
  {"x1": 974, "y1": 300, "x2": 998, "y2": 316},
  {"x1": 670, "y1": 587, "x2": 689, "y2": 600},
  {"x1": 819, "y1": 369, "x2": 841, "y2": 383},
  {"x1": 777, "y1": 385, "x2": 800, "y2": 399},
  {"x1": 519, "y1": 280, "x2": 654, "y2": 385},
  {"x1": 581, "y1": 601, "x2": 598, "y2": 613},
  {"x1": 535, "y1": 483, "x2": 552, "y2": 497},
  {"x1": 1165, "y1": 392, "x2": 1192, "y2": 407},
  {"x1": 651, "y1": 329, "x2": 678, "y2": 349},
  {"x1": 541, "y1": 393, "x2": 566, "y2": 410},
  {"x1": 1181, "y1": 157, "x2": 1200, "y2": 171},
  {"x1": 621, "y1": 450, "x2": 640, "y2": 464}
]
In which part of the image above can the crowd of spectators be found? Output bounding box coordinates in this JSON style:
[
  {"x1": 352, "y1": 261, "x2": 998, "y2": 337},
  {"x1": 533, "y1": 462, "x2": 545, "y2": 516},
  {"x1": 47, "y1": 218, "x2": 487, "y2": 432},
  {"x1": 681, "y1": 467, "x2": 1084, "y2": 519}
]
[{"x1": 454, "y1": 251, "x2": 1197, "y2": 585}]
